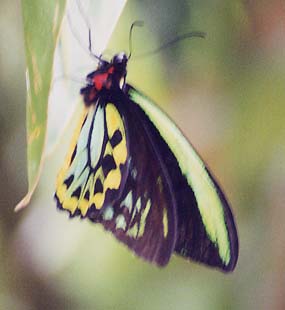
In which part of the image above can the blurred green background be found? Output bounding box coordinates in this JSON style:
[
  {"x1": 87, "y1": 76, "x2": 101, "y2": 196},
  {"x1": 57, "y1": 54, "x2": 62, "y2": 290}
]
[{"x1": 1, "y1": 0, "x2": 285, "y2": 309}]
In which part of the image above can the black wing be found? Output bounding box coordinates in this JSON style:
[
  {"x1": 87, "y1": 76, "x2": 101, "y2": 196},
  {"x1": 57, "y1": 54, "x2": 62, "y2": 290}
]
[
  {"x1": 95, "y1": 91, "x2": 177, "y2": 266},
  {"x1": 126, "y1": 85, "x2": 239, "y2": 272}
]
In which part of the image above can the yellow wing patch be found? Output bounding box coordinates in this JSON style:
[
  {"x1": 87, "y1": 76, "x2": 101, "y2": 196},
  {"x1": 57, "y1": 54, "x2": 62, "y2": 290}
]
[
  {"x1": 56, "y1": 108, "x2": 89, "y2": 189},
  {"x1": 105, "y1": 103, "x2": 127, "y2": 166}
]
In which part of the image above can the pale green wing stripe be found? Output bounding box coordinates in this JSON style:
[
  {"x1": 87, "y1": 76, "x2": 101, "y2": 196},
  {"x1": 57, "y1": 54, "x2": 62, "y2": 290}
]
[
  {"x1": 90, "y1": 105, "x2": 105, "y2": 168},
  {"x1": 69, "y1": 106, "x2": 95, "y2": 179},
  {"x1": 129, "y1": 88, "x2": 230, "y2": 264},
  {"x1": 77, "y1": 106, "x2": 95, "y2": 153},
  {"x1": 66, "y1": 104, "x2": 105, "y2": 187}
]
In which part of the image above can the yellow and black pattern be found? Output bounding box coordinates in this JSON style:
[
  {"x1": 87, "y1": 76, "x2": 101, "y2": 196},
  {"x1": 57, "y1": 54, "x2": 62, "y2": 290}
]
[
  {"x1": 55, "y1": 94, "x2": 177, "y2": 266},
  {"x1": 96, "y1": 96, "x2": 177, "y2": 266},
  {"x1": 55, "y1": 100, "x2": 129, "y2": 217}
]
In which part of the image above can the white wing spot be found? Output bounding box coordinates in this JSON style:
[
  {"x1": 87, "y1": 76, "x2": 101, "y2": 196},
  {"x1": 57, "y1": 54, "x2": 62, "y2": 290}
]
[
  {"x1": 135, "y1": 197, "x2": 141, "y2": 212},
  {"x1": 130, "y1": 197, "x2": 142, "y2": 223},
  {"x1": 120, "y1": 191, "x2": 133, "y2": 211},
  {"x1": 131, "y1": 168, "x2": 137, "y2": 180},
  {"x1": 116, "y1": 215, "x2": 127, "y2": 230},
  {"x1": 138, "y1": 199, "x2": 151, "y2": 237},
  {"x1": 103, "y1": 205, "x2": 114, "y2": 220}
]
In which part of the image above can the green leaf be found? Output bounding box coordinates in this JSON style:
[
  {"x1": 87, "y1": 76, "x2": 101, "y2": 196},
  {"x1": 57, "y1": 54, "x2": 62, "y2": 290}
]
[{"x1": 15, "y1": 0, "x2": 66, "y2": 211}]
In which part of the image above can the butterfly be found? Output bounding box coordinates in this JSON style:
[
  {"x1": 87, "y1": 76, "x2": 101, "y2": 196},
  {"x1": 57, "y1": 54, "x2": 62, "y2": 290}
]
[{"x1": 54, "y1": 51, "x2": 239, "y2": 272}]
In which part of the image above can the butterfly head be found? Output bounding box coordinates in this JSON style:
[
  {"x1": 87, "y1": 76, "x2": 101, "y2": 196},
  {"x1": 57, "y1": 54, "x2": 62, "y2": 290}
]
[
  {"x1": 112, "y1": 52, "x2": 128, "y2": 66},
  {"x1": 111, "y1": 52, "x2": 128, "y2": 78}
]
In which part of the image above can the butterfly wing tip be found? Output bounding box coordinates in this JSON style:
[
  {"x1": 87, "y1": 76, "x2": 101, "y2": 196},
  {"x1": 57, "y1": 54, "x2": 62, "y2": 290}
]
[
  {"x1": 227, "y1": 258, "x2": 239, "y2": 273},
  {"x1": 220, "y1": 256, "x2": 238, "y2": 273},
  {"x1": 223, "y1": 234, "x2": 239, "y2": 273}
]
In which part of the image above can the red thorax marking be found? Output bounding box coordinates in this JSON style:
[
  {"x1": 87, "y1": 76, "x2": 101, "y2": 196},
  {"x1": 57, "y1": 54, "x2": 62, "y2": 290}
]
[
  {"x1": 93, "y1": 73, "x2": 108, "y2": 90},
  {"x1": 92, "y1": 66, "x2": 115, "y2": 91}
]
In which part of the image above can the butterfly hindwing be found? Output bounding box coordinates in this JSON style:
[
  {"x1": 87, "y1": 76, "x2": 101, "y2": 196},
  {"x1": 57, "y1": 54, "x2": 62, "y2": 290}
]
[
  {"x1": 96, "y1": 92, "x2": 177, "y2": 266},
  {"x1": 126, "y1": 85, "x2": 238, "y2": 271}
]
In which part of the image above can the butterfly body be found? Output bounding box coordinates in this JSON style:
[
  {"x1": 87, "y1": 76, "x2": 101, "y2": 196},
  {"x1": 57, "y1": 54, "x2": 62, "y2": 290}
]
[
  {"x1": 55, "y1": 52, "x2": 239, "y2": 271},
  {"x1": 80, "y1": 52, "x2": 128, "y2": 106}
]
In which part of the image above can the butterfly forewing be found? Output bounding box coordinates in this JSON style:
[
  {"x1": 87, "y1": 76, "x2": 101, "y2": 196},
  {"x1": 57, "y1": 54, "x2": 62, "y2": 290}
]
[
  {"x1": 55, "y1": 92, "x2": 177, "y2": 266},
  {"x1": 55, "y1": 99, "x2": 129, "y2": 218},
  {"x1": 127, "y1": 85, "x2": 238, "y2": 271}
]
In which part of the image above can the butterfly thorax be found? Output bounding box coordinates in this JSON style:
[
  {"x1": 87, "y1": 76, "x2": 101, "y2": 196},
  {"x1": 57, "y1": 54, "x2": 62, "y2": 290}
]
[{"x1": 80, "y1": 52, "x2": 128, "y2": 106}]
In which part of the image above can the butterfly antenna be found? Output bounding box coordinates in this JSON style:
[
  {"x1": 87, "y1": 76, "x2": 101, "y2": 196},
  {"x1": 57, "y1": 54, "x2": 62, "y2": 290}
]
[
  {"x1": 66, "y1": 10, "x2": 89, "y2": 55},
  {"x1": 135, "y1": 31, "x2": 206, "y2": 59},
  {"x1": 66, "y1": 0, "x2": 101, "y2": 62},
  {"x1": 75, "y1": 0, "x2": 92, "y2": 53},
  {"x1": 128, "y1": 20, "x2": 144, "y2": 59}
]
